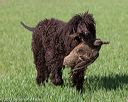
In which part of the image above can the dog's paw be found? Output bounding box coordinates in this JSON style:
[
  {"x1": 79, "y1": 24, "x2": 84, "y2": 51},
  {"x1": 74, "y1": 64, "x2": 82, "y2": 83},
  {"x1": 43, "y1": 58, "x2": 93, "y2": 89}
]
[
  {"x1": 51, "y1": 78, "x2": 64, "y2": 85},
  {"x1": 36, "y1": 76, "x2": 45, "y2": 86}
]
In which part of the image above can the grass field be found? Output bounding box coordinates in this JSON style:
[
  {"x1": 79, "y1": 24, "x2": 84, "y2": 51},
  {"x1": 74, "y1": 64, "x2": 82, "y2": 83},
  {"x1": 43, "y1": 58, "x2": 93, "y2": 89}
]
[{"x1": 0, "y1": 0, "x2": 128, "y2": 101}]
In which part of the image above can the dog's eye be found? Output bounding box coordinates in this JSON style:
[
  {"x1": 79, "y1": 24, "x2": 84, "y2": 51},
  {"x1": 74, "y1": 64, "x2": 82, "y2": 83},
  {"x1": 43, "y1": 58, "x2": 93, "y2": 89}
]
[
  {"x1": 80, "y1": 32, "x2": 89, "y2": 38},
  {"x1": 80, "y1": 32, "x2": 89, "y2": 36},
  {"x1": 84, "y1": 32, "x2": 89, "y2": 36}
]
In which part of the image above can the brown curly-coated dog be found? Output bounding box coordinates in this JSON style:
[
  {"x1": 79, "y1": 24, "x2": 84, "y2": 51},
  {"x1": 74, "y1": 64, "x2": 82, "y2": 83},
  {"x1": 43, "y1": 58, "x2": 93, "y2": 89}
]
[{"x1": 21, "y1": 12, "x2": 96, "y2": 91}]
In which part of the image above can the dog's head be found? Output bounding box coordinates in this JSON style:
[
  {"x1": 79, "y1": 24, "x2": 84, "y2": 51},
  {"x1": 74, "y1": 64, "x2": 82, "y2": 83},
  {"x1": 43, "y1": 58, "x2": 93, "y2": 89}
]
[{"x1": 67, "y1": 12, "x2": 96, "y2": 44}]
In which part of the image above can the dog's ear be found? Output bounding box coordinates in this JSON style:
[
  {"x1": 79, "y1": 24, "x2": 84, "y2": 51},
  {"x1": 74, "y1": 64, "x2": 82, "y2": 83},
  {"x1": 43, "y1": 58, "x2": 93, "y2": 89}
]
[
  {"x1": 83, "y1": 12, "x2": 96, "y2": 38},
  {"x1": 67, "y1": 14, "x2": 82, "y2": 34},
  {"x1": 83, "y1": 12, "x2": 95, "y2": 25},
  {"x1": 68, "y1": 33, "x2": 81, "y2": 43}
]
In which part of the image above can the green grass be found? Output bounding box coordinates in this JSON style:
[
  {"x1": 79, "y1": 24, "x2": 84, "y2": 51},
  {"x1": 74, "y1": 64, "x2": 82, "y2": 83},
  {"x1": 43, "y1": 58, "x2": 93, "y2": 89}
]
[{"x1": 0, "y1": 0, "x2": 128, "y2": 101}]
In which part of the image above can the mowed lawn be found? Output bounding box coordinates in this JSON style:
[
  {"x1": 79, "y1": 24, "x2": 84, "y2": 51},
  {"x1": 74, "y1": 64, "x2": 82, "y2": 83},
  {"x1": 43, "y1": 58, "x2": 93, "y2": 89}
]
[{"x1": 0, "y1": 0, "x2": 128, "y2": 101}]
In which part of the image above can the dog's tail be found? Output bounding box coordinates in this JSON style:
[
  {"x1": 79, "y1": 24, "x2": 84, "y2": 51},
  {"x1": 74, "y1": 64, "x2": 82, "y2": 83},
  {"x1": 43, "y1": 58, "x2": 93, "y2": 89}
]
[{"x1": 20, "y1": 21, "x2": 35, "y2": 32}]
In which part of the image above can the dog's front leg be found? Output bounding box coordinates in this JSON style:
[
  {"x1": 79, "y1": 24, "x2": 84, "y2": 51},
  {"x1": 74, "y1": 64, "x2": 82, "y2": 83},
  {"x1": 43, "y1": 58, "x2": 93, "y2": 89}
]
[
  {"x1": 50, "y1": 64, "x2": 64, "y2": 86},
  {"x1": 45, "y1": 55, "x2": 64, "y2": 86},
  {"x1": 71, "y1": 60, "x2": 88, "y2": 91},
  {"x1": 71, "y1": 66, "x2": 85, "y2": 91}
]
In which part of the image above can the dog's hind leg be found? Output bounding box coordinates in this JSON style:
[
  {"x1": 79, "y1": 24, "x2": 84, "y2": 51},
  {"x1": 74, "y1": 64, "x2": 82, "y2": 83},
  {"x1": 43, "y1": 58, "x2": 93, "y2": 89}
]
[{"x1": 32, "y1": 40, "x2": 47, "y2": 85}]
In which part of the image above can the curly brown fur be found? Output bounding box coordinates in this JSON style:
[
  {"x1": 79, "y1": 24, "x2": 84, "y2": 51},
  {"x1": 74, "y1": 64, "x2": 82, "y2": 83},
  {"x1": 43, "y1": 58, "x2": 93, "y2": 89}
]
[
  {"x1": 63, "y1": 39, "x2": 109, "y2": 90},
  {"x1": 21, "y1": 12, "x2": 96, "y2": 90}
]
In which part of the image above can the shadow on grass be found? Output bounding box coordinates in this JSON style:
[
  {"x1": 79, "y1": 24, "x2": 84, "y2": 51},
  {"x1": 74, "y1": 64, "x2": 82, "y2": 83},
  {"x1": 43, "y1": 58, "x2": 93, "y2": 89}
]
[{"x1": 85, "y1": 73, "x2": 128, "y2": 91}]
